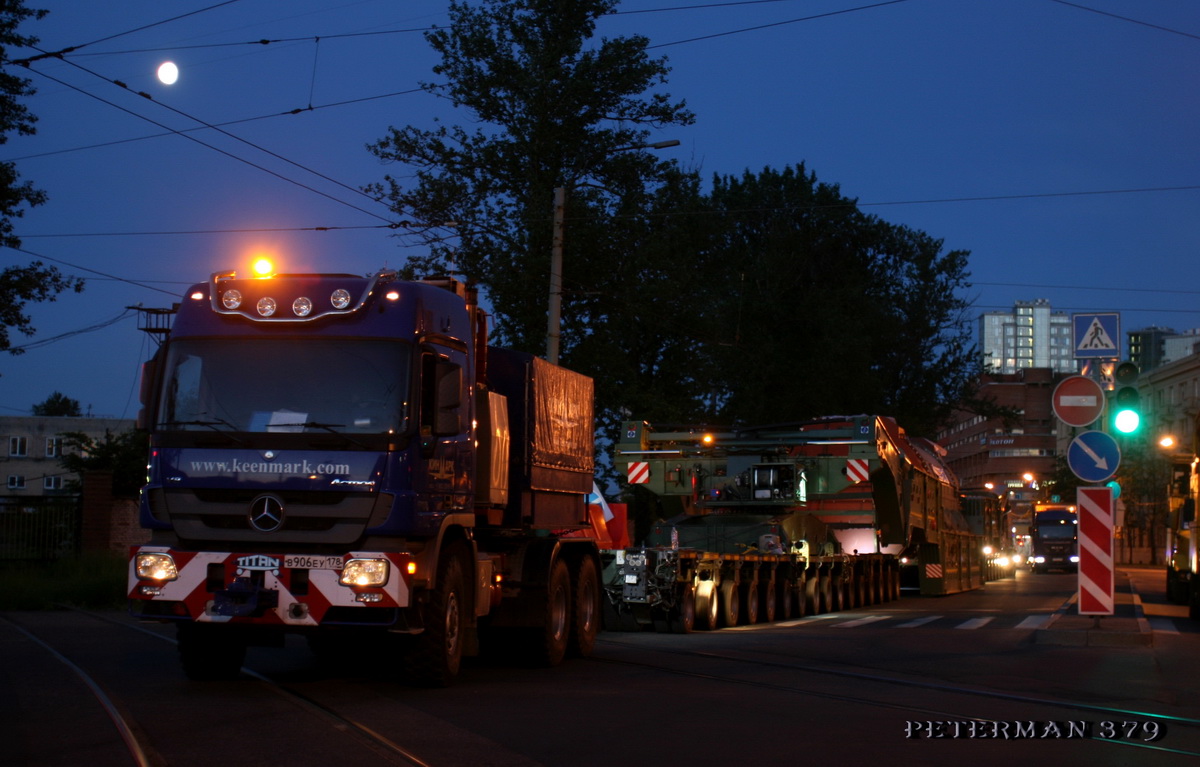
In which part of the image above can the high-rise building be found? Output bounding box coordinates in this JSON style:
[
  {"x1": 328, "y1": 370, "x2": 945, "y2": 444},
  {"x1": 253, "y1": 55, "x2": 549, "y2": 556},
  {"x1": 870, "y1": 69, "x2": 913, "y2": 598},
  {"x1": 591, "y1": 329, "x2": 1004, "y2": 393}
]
[
  {"x1": 979, "y1": 299, "x2": 1078, "y2": 374},
  {"x1": 1128, "y1": 326, "x2": 1177, "y2": 371}
]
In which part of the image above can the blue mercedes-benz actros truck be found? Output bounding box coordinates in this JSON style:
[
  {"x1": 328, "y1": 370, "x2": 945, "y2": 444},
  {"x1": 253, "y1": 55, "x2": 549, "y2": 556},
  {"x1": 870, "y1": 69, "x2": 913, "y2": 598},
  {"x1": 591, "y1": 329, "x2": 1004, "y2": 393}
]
[{"x1": 128, "y1": 266, "x2": 601, "y2": 686}]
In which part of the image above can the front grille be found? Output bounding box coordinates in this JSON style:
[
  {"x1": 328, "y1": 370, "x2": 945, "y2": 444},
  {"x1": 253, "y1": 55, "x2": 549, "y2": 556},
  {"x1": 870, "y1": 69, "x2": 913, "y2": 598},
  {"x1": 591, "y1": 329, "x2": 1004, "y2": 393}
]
[{"x1": 160, "y1": 489, "x2": 379, "y2": 545}]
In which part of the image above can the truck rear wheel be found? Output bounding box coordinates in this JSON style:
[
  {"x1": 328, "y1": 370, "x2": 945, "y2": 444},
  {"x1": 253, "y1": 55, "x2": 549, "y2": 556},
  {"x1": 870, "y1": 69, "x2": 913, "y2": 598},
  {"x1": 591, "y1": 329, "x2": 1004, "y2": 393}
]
[
  {"x1": 568, "y1": 555, "x2": 601, "y2": 657},
  {"x1": 530, "y1": 558, "x2": 570, "y2": 667},
  {"x1": 177, "y1": 623, "x2": 246, "y2": 681},
  {"x1": 408, "y1": 544, "x2": 468, "y2": 687}
]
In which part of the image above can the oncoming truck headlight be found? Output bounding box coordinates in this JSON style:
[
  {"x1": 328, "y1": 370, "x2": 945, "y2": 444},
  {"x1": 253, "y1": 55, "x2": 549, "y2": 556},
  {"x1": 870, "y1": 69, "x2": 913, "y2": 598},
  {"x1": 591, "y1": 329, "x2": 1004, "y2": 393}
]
[
  {"x1": 340, "y1": 558, "x2": 389, "y2": 587},
  {"x1": 135, "y1": 552, "x2": 178, "y2": 582}
]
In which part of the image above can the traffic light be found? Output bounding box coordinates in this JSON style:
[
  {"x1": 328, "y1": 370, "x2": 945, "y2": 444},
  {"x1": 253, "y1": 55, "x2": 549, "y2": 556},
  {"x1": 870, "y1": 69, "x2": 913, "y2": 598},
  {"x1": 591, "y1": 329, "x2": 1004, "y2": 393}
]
[{"x1": 1110, "y1": 361, "x2": 1141, "y2": 435}]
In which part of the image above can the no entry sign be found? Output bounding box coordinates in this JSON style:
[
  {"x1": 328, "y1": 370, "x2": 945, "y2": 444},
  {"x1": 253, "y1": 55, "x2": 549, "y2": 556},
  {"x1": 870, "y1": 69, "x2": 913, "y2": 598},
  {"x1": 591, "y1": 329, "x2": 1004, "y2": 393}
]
[
  {"x1": 1053, "y1": 375, "x2": 1105, "y2": 427},
  {"x1": 1077, "y1": 486, "x2": 1115, "y2": 616}
]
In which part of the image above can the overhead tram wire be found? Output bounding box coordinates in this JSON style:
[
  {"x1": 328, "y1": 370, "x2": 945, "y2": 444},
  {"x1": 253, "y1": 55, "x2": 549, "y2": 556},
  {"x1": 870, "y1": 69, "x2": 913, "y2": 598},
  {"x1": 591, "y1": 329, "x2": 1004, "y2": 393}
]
[
  {"x1": 8, "y1": 245, "x2": 186, "y2": 298},
  {"x1": 4, "y1": 88, "x2": 424, "y2": 163},
  {"x1": 17, "y1": 224, "x2": 396, "y2": 239},
  {"x1": 13, "y1": 0, "x2": 247, "y2": 65},
  {"x1": 645, "y1": 0, "x2": 913, "y2": 49},
  {"x1": 20, "y1": 62, "x2": 400, "y2": 227},
  {"x1": 8, "y1": 309, "x2": 138, "y2": 353},
  {"x1": 1048, "y1": 0, "x2": 1200, "y2": 43},
  {"x1": 41, "y1": 52, "x2": 395, "y2": 216}
]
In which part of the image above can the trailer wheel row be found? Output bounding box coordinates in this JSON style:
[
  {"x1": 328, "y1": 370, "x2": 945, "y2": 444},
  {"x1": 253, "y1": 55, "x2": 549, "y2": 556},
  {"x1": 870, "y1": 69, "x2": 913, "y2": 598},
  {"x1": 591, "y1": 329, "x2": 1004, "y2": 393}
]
[{"x1": 674, "y1": 554, "x2": 900, "y2": 632}]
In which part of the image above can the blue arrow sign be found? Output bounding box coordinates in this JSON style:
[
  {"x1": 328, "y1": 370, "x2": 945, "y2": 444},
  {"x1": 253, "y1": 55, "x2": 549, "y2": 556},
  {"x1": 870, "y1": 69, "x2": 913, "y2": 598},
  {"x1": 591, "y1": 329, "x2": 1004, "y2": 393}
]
[{"x1": 1067, "y1": 430, "x2": 1121, "y2": 483}]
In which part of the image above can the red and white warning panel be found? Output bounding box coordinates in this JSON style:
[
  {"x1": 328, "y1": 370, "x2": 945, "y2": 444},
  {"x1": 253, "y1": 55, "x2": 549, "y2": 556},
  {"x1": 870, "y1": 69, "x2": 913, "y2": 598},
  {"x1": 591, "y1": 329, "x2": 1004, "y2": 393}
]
[
  {"x1": 627, "y1": 461, "x2": 650, "y2": 484},
  {"x1": 1077, "y1": 487, "x2": 1115, "y2": 615},
  {"x1": 846, "y1": 458, "x2": 869, "y2": 483}
]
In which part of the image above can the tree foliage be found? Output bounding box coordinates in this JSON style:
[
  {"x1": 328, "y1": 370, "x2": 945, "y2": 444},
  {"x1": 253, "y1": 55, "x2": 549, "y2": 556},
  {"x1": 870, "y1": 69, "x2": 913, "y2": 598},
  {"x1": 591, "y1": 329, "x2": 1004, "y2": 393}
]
[
  {"x1": 0, "y1": 0, "x2": 47, "y2": 249},
  {"x1": 0, "y1": 3, "x2": 85, "y2": 359},
  {"x1": 369, "y1": 0, "x2": 981, "y2": 460},
  {"x1": 60, "y1": 428, "x2": 147, "y2": 498},
  {"x1": 687, "y1": 165, "x2": 979, "y2": 435},
  {"x1": 367, "y1": 0, "x2": 694, "y2": 351},
  {"x1": 32, "y1": 390, "x2": 81, "y2": 416}
]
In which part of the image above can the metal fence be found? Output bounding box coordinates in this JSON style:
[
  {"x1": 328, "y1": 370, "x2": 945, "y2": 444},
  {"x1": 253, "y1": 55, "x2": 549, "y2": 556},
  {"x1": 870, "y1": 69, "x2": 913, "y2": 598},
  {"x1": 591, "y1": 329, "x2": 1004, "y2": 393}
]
[{"x1": 0, "y1": 497, "x2": 82, "y2": 562}]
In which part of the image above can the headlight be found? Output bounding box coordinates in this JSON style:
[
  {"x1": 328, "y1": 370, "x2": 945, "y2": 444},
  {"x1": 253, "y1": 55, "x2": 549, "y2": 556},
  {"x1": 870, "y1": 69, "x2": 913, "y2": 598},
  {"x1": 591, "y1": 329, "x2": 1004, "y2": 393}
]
[
  {"x1": 135, "y1": 552, "x2": 178, "y2": 581},
  {"x1": 340, "y1": 558, "x2": 389, "y2": 587},
  {"x1": 995, "y1": 556, "x2": 1010, "y2": 567},
  {"x1": 1032, "y1": 556, "x2": 1046, "y2": 564},
  {"x1": 1011, "y1": 554, "x2": 1023, "y2": 564},
  {"x1": 1069, "y1": 555, "x2": 1080, "y2": 563}
]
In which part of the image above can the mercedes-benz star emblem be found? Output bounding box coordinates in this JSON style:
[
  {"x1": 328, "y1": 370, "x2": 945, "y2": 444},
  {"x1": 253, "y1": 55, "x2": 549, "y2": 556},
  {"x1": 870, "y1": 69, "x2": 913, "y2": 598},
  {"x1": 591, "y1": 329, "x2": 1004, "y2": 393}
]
[{"x1": 248, "y1": 494, "x2": 285, "y2": 533}]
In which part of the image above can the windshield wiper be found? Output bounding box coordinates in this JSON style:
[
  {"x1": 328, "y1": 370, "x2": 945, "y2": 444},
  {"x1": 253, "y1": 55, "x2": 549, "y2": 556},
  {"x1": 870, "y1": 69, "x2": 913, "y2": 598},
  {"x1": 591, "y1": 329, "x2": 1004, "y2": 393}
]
[
  {"x1": 299, "y1": 421, "x2": 368, "y2": 449},
  {"x1": 160, "y1": 417, "x2": 246, "y2": 445}
]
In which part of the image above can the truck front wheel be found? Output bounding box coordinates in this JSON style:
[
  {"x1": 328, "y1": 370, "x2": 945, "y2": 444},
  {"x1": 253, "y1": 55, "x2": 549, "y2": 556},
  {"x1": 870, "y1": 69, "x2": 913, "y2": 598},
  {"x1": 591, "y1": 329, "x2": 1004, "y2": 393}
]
[{"x1": 408, "y1": 544, "x2": 468, "y2": 687}]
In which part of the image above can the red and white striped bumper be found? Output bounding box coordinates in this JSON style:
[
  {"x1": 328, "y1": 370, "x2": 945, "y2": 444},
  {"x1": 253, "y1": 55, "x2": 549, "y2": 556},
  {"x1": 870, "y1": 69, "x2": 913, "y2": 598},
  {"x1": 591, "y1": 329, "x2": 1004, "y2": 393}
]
[{"x1": 128, "y1": 547, "x2": 413, "y2": 626}]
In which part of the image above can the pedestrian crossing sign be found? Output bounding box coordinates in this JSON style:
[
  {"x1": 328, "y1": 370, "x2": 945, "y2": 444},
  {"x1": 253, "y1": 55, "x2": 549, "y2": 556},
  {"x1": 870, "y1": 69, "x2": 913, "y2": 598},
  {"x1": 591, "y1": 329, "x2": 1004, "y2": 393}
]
[{"x1": 1072, "y1": 312, "x2": 1120, "y2": 359}]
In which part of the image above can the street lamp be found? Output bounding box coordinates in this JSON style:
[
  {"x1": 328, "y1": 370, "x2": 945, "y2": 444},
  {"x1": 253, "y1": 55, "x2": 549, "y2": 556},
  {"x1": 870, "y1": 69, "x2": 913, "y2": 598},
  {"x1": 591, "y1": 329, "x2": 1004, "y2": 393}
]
[{"x1": 546, "y1": 139, "x2": 680, "y2": 365}]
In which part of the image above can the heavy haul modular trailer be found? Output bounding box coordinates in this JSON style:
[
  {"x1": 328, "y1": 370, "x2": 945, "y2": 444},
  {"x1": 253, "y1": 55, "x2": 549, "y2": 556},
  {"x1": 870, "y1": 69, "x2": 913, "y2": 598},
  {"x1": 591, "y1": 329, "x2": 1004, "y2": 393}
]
[
  {"x1": 607, "y1": 545, "x2": 900, "y2": 632},
  {"x1": 606, "y1": 415, "x2": 985, "y2": 631}
]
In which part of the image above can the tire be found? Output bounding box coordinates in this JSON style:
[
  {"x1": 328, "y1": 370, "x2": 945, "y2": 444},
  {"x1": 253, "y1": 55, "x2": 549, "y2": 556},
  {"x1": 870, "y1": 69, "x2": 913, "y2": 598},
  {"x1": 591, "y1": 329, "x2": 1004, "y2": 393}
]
[
  {"x1": 719, "y1": 580, "x2": 740, "y2": 627},
  {"x1": 804, "y1": 573, "x2": 820, "y2": 615},
  {"x1": 568, "y1": 555, "x2": 601, "y2": 657},
  {"x1": 760, "y1": 580, "x2": 777, "y2": 623},
  {"x1": 819, "y1": 573, "x2": 833, "y2": 614},
  {"x1": 792, "y1": 578, "x2": 807, "y2": 619},
  {"x1": 177, "y1": 623, "x2": 246, "y2": 681},
  {"x1": 671, "y1": 584, "x2": 697, "y2": 634},
  {"x1": 695, "y1": 581, "x2": 720, "y2": 630},
  {"x1": 408, "y1": 544, "x2": 469, "y2": 687},
  {"x1": 775, "y1": 579, "x2": 792, "y2": 621},
  {"x1": 741, "y1": 581, "x2": 759, "y2": 625},
  {"x1": 530, "y1": 558, "x2": 571, "y2": 667}
]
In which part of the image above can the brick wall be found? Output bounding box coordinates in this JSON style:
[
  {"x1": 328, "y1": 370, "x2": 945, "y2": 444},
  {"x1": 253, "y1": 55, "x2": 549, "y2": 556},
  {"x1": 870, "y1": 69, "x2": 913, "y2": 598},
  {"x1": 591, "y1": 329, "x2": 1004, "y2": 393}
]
[{"x1": 81, "y1": 471, "x2": 149, "y2": 554}]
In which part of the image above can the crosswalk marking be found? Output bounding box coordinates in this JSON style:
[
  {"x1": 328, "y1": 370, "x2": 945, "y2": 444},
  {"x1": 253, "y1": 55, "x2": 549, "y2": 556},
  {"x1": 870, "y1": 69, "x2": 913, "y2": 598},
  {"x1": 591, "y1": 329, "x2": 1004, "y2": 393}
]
[
  {"x1": 896, "y1": 616, "x2": 941, "y2": 628},
  {"x1": 834, "y1": 615, "x2": 890, "y2": 628},
  {"x1": 1016, "y1": 615, "x2": 1053, "y2": 630},
  {"x1": 723, "y1": 612, "x2": 1186, "y2": 633}
]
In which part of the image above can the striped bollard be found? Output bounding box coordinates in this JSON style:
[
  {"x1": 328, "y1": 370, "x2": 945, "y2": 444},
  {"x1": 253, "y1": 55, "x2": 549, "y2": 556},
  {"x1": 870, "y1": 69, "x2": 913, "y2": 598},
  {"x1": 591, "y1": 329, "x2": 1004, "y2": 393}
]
[{"x1": 1077, "y1": 486, "x2": 1114, "y2": 615}]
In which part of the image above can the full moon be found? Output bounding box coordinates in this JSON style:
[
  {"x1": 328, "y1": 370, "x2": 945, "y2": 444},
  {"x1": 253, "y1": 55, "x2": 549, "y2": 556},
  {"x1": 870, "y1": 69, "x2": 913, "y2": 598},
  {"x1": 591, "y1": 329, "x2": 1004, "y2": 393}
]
[{"x1": 157, "y1": 61, "x2": 179, "y2": 85}]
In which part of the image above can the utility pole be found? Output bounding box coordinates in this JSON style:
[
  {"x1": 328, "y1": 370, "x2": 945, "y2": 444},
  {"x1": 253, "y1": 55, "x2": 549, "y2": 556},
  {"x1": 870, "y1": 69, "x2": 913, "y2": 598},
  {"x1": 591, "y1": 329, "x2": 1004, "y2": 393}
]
[
  {"x1": 545, "y1": 139, "x2": 679, "y2": 366},
  {"x1": 546, "y1": 185, "x2": 567, "y2": 365}
]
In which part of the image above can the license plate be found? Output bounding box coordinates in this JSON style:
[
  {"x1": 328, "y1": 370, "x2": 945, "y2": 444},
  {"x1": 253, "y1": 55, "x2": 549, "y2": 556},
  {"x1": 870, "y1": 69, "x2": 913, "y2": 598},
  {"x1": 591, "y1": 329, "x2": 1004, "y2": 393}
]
[
  {"x1": 624, "y1": 574, "x2": 639, "y2": 584},
  {"x1": 285, "y1": 555, "x2": 344, "y2": 570}
]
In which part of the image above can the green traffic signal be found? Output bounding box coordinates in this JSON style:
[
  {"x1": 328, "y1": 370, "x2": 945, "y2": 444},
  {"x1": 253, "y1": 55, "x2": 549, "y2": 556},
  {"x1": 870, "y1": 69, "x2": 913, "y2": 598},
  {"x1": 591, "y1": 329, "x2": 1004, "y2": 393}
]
[
  {"x1": 1113, "y1": 406, "x2": 1140, "y2": 434},
  {"x1": 1110, "y1": 362, "x2": 1141, "y2": 435}
]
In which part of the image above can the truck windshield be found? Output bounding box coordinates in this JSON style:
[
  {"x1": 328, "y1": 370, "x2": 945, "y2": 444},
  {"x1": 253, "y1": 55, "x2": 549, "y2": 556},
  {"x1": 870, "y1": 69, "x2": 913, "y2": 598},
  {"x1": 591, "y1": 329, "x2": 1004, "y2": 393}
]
[
  {"x1": 1035, "y1": 523, "x2": 1076, "y2": 540},
  {"x1": 157, "y1": 338, "x2": 410, "y2": 434}
]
